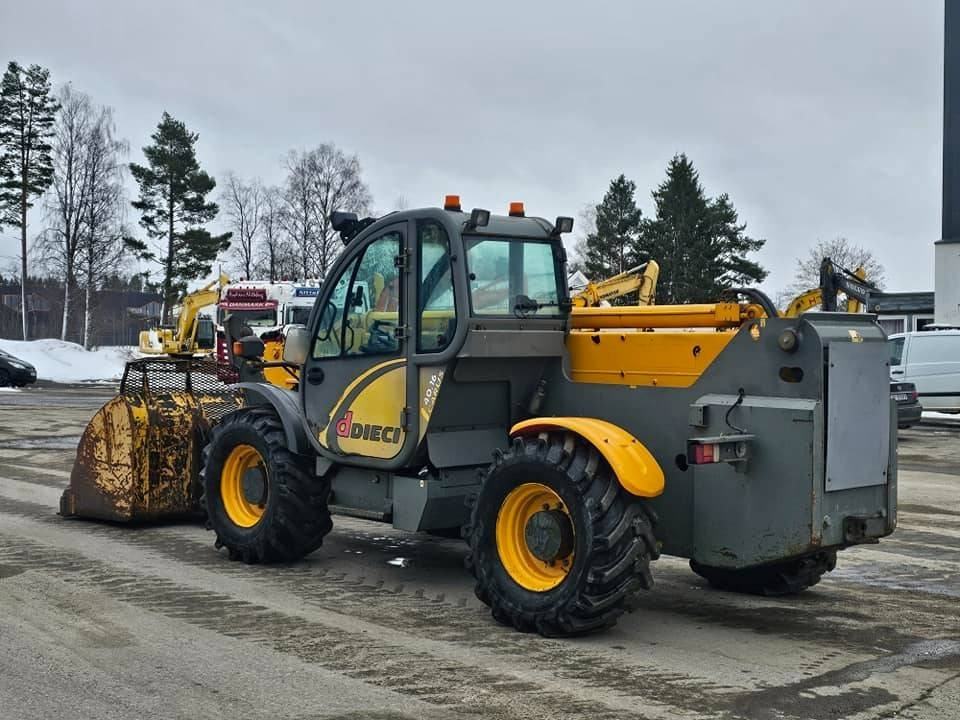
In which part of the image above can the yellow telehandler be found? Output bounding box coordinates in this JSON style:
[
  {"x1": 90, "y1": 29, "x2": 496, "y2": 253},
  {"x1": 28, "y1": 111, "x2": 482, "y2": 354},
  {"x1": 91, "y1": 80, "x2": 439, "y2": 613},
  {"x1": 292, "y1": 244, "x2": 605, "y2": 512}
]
[{"x1": 61, "y1": 198, "x2": 896, "y2": 636}]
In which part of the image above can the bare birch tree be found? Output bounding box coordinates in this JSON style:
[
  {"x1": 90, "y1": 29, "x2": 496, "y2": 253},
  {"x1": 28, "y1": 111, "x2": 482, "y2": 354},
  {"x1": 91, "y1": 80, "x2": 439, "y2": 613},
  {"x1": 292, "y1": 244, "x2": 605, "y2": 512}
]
[
  {"x1": 280, "y1": 144, "x2": 371, "y2": 279},
  {"x1": 306, "y1": 144, "x2": 371, "y2": 278},
  {"x1": 253, "y1": 185, "x2": 294, "y2": 281},
  {"x1": 221, "y1": 172, "x2": 263, "y2": 279},
  {"x1": 38, "y1": 84, "x2": 94, "y2": 341},
  {"x1": 281, "y1": 150, "x2": 316, "y2": 280},
  {"x1": 78, "y1": 106, "x2": 128, "y2": 348}
]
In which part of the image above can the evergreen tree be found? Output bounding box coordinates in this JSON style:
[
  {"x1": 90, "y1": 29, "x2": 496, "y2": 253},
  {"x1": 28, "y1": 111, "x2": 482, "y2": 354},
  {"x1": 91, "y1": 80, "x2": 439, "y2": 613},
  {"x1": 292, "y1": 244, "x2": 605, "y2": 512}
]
[
  {"x1": 640, "y1": 154, "x2": 766, "y2": 304},
  {"x1": 127, "y1": 112, "x2": 230, "y2": 319},
  {"x1": 0, "y1": 61, "x2": 60, "y2": 339},
  {"x1": 582, "y1": 174, "x2": 643, "y2": 282}
]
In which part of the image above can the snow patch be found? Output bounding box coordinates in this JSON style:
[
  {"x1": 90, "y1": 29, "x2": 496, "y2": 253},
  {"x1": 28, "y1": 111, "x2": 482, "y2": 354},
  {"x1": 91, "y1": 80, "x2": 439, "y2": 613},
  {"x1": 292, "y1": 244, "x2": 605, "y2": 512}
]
[{"x1": 0, "y1": 339, "x2": 136, "y2": 383}]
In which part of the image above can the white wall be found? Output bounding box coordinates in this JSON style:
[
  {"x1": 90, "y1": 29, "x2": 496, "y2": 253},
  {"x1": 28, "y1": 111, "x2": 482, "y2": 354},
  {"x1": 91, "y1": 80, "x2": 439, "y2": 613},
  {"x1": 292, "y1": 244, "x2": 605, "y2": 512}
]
[{"x1": 935, "y1": 242, "x2": 960, "y2": 325}]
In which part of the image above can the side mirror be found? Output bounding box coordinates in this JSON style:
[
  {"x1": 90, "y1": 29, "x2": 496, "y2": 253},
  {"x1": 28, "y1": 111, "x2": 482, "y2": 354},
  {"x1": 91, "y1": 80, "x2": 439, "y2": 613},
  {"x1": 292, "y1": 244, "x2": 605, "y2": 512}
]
[{"x1": 283, "y1": 325, "x2": 309, "y2": 365}]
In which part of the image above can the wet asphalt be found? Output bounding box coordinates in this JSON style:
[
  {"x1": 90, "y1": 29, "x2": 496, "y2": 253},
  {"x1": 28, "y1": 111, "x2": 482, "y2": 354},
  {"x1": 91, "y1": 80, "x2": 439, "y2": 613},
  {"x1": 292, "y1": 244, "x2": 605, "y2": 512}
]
[{"x1": 0, "y1": 386, "x2": 958, "y2": 720}]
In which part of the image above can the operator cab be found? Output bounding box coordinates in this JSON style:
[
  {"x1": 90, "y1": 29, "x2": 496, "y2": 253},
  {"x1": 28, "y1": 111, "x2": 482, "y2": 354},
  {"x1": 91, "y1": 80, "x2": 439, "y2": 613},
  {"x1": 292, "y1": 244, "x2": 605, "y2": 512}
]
[{"x1": 294, "y1": 198, "x2": 574, "y2": 472}]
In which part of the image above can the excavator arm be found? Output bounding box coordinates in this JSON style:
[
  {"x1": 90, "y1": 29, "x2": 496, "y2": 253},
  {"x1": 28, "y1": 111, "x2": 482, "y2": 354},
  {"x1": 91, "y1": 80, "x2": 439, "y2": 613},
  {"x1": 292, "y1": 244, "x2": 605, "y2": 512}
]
[
  {"x1": 781, "y1": 259, "x2": 873, "y2": 318},
  {"x1": 570, "y1": 260, "x2": 660, "y2": 308}
]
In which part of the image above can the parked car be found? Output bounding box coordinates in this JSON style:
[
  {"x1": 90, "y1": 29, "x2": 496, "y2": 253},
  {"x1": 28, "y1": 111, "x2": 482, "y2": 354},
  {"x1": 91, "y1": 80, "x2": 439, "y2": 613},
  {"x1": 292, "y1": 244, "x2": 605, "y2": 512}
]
[
  {"x1": 888, "y1": 330, "x2": 960, "y2": 413},
  {"x1": 0, "y1": 348, "x2": 37, "y2": 387},
  {"x1": 891, "y1": 381, "x2": 922, "y2": 429}
]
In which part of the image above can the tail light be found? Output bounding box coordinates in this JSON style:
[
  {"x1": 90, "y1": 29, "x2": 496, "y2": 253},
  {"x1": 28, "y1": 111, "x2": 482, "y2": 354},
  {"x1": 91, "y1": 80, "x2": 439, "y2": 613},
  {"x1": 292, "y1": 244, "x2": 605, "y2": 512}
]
[{"x1": 687, "y1": 435, "x2": 753, "y2": 465}]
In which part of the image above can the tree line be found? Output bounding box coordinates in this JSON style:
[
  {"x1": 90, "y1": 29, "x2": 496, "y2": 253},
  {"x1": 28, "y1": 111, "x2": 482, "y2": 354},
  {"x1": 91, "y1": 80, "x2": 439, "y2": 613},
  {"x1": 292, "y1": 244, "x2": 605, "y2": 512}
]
[
  {"x1": 0, "y1": 59, "x2": 885, "y2": 343},
  {"x1": 0, "y1": 60, "x2": 372, "y2": 342}
]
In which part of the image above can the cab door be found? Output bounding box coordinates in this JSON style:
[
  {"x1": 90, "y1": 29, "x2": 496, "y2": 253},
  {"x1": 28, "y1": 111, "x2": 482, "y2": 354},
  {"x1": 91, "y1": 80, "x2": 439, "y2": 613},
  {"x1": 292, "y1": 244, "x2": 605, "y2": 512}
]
[{"x1": 302, "y1": 224, "x2": 411, "y2": 462}]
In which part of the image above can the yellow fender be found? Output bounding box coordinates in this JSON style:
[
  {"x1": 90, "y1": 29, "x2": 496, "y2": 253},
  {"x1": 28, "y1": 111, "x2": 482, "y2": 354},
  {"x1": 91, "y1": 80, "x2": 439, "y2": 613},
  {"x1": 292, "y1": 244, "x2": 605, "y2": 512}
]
[{"x1": 510, "y1": 417, "x2": 665, "y2": 498}]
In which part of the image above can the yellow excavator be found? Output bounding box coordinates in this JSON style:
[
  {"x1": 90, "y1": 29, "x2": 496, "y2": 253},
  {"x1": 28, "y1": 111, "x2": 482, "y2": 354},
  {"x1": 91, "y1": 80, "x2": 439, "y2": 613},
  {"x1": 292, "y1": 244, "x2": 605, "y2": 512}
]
[
  {"x1": 569, "y1": 260, "x2": 659, "y2": 307},
  {"x1": 138, "y1": 274, "x2": 230, "y2": 356},
  {"x1": 781, "y1": 259, "x2": 873, "y2": 317}
]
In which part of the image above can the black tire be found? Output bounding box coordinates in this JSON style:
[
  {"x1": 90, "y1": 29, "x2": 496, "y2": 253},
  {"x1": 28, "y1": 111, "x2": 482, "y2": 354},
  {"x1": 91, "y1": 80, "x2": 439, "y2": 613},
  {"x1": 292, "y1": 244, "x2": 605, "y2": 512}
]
[
  {"x1": 689, "y1": 549, "x2": 837, "y2": 596},
  {"x1": 200, "y1": 408, "x2": 332, "y2": 563},
  {"x1": 0, "y1": 369, "x2": 10, "y2": 387},
  {"x1": 465, "y1": 432, "x2": 659, "y2": 637}
]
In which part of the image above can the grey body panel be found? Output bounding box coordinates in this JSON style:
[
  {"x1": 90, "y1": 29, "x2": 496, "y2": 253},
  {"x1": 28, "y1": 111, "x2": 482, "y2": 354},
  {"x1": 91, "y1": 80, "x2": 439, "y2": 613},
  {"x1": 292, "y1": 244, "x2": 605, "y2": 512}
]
[
  {"x1": 540, "y1": 313, "x2": 896, "y2": 569},
  {"x1": 825, "y1": 341, "x2": 890, "y2": 492}
]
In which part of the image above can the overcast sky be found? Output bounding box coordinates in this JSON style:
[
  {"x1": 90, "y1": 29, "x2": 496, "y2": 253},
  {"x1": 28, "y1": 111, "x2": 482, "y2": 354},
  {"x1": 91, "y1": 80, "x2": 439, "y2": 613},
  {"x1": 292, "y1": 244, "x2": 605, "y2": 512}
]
[{"x1": 0, "y1": 0, "x2": 945, "y2": 295}]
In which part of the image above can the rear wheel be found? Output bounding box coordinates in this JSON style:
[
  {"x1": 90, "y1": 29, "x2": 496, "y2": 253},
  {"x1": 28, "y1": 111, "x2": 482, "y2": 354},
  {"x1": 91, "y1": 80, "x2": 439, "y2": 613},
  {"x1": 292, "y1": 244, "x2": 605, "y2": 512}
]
[
  {"x1": 465, "y1": 432, "x2": 659, "y2": 637},
  {"x1": 689, "y1": 550, "x2": 837, "y2": 596},
  {"x1": 200, "y1": 408, "x2": 332, "y2": 563}
]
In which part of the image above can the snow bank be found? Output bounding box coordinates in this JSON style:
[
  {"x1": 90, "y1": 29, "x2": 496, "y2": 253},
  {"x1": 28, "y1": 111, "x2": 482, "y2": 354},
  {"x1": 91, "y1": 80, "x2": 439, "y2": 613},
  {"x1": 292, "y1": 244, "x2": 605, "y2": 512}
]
[
  {"x1": 922, "y1": 411, "x2": 960, "y2": 421},
  {"x1": 0, "y1": 339, "x2": 135, "y2": 383}
]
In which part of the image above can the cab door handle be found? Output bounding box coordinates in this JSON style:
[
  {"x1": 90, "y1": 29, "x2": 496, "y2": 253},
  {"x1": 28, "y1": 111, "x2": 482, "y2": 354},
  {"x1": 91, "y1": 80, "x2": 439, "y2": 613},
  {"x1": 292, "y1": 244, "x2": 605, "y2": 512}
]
[
  {"x1": 306, "y1": 367, "x2": 325, "y2": 385},
  {"x1": 891, "y1": 370, "x2": 904, "y2": 375}
]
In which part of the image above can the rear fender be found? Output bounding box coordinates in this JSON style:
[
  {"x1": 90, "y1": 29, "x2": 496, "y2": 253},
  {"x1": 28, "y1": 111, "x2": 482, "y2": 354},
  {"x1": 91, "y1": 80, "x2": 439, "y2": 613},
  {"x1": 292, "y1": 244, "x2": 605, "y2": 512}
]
[
  {"x1": 511, "y1": 417, "x2": 665, "y2": 498},
  {"x1": 237, "y1": 382, "x2": 312, "y2": 455}
]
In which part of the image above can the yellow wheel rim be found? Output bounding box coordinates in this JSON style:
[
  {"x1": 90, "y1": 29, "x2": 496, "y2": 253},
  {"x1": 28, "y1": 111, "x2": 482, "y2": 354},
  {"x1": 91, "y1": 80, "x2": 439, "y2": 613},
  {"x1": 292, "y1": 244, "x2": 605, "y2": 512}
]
[
  {"x1": 220, "y1": 444, "x2": 268, "y2": 528},
  {"x1": 495, "y1": 482, "x2": 575, "y2": 592}
]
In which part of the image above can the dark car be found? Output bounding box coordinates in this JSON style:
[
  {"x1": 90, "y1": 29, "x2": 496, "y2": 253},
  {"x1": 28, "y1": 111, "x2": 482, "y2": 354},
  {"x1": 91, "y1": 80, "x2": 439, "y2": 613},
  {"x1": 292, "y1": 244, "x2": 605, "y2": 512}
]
[
  {"x1": 891, "y1": 381, "x2": 922, "y2": 429},
  {"x1": 0, "y1": 348, "x2": 37, "y2": 387}
]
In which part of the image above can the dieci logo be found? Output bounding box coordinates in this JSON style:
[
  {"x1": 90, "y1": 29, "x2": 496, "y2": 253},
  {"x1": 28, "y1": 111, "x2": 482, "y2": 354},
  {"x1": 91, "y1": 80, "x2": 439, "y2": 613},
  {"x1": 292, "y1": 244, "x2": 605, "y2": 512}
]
[{"x1": 335, "y1": 410, "x2": 402, "y2": 444}]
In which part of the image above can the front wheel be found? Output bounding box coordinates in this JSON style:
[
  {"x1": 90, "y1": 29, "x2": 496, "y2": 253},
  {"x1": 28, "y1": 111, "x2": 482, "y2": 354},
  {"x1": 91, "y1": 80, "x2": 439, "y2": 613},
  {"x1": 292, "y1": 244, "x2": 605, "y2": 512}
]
[
  {"x1": 200, "y1": 408, "x2": 332, "y2": 563},
  {"x1": 689, "y1": 550, "x2": 837, "y2": 596},
  {"x1": 465, "y1": 432, "x2": 659, "y2": 637}
]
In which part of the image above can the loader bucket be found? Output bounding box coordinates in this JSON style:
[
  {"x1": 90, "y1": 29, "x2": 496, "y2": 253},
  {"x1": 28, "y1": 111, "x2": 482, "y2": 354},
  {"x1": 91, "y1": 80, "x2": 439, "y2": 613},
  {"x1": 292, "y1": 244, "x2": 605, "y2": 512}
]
[{"x1": 60, "y1": 357, "x2": 242, "y2": 522}]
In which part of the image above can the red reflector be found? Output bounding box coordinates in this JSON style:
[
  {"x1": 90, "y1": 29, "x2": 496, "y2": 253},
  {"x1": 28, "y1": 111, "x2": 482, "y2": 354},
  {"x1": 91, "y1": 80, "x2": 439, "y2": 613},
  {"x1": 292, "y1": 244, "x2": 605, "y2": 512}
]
[{"x1": 693, "y1": 444, "x2": 715, "y2": 464}]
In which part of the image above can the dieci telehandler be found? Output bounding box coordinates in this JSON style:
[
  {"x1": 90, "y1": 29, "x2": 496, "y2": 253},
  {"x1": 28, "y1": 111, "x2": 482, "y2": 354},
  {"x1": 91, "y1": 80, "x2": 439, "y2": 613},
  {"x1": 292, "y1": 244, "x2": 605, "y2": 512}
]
[{"x1": 61, "y1": 196, "x2": 896, "y2": 636}]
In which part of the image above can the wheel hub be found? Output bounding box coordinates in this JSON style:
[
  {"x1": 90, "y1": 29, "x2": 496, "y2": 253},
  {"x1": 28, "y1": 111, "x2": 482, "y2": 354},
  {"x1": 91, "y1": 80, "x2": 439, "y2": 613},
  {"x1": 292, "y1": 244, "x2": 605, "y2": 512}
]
[
  {"x1": 241, "y1": 467, "x2": 267, "y2": 506},
  {"x1": 524, "y1": 509, "x2": 574, "y2": 563}
]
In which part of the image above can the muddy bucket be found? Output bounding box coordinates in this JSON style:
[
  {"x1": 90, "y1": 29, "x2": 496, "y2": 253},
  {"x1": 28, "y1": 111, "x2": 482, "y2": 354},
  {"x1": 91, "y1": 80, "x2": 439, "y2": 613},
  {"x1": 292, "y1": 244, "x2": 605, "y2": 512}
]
[{"x1": 60, "y1": 358, "x2": 241, "y2": 522}]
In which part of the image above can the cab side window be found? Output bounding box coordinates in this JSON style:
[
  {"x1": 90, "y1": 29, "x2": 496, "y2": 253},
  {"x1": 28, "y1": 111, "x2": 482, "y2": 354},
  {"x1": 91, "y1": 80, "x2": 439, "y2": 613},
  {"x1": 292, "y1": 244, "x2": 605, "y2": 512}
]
[
  {"x1": 312, "y1": 257, "x2": 360, "y2": 359},
  {"x1": 311, "y1": 230, "x2": 403, "y2": 358},
  {"x1": 417, "y1": 221, "x2": 456, "y2": 353},
  {"x1": 352, "y1": 232, "x2": 403, "y2": 355}
]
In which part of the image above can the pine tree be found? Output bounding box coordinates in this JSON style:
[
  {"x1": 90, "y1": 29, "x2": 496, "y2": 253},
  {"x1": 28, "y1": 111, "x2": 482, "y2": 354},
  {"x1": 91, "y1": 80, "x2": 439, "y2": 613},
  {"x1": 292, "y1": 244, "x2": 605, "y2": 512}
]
[
  {"x1": 640, "y1": 154, "x2": 766, "y2": 304},
  {"x1": 0, "y1": 61, "x2": 60, "y2": 339},
  {"x1": 582, "y1": 174, "x2": 643, "y2": 282},
  {"x1": 128, "y1": 112, "x2": 230, "y2": 320}
]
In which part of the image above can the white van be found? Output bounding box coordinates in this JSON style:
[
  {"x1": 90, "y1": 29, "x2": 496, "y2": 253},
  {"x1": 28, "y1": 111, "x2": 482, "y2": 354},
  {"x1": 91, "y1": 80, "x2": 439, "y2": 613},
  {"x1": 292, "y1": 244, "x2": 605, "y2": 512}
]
[{"x1": 888, "y1": 330, "x2": 960, "y2": 412}]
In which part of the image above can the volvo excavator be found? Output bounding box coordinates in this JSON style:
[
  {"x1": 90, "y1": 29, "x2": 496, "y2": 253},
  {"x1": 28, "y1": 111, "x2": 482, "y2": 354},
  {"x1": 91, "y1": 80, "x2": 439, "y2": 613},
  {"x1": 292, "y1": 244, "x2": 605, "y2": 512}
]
[
  {"x1": 60, "y1": 198, "x2": 896, "y2": 637},
  {"x1": 781, "y1": 258, "x2": 874, "y2": 317}
]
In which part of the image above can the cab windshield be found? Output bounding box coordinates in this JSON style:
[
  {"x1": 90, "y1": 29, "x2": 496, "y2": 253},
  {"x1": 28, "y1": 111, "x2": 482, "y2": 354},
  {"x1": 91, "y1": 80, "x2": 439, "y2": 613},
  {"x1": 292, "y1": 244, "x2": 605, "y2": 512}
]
[
  {"x1": 464, "y1": 236, "x2": 562, "y2": 316},
  {"x1": 286, "y1": 306, "x2": 314, "y2": 326},
  {"x1": 216, "y1": 307, "x2": 278, "y2": 328}
]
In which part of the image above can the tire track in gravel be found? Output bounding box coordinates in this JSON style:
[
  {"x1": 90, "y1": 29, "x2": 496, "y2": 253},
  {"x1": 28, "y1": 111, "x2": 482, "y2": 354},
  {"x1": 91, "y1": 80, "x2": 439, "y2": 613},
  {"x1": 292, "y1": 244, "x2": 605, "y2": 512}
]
[
  {"x1": 0, "y1": 535, "x2": 662, "y2": 720},
  {"x1": 0, "y1": 496, "x2": 732, "y2": 719},
  {"x1": 4, "y1": 488, "x2": 957, "y2": 720}
]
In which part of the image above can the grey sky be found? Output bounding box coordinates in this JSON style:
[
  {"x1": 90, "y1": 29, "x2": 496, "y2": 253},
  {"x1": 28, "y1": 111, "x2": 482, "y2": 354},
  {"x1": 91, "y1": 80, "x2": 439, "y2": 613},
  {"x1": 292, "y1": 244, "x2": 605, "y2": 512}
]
[{"x1": 0, "y1": 0, "x2": 945, "y2": 294}]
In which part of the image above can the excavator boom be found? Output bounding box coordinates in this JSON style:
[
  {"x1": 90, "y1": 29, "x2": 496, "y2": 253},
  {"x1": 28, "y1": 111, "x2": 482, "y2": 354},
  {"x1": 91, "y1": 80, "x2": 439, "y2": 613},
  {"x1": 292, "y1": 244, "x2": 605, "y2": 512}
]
[
  {"x1": 570, "y1": 261, "x2": 660, "y2": 307},
  {"x1": 781, "y1": 259, "x2": 873, "y2": 318}
]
